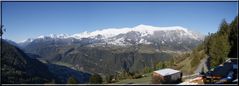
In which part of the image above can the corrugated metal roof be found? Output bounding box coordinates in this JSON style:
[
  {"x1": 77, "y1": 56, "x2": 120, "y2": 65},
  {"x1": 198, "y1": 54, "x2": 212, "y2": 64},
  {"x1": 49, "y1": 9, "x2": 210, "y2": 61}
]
[{"x1": 154, "y1": 68, "x2": 180, "y2": 76}]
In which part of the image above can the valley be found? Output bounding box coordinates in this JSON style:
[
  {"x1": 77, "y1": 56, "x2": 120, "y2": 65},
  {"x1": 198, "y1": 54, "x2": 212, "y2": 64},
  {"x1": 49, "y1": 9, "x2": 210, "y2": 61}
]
[
  {"x1": 1, "y1": 25, "x2": 205, "y2": 84},
  {"x1": 1, "y1": 1, "x2": 238, "y2": 85},
  {"x1": 1, "y1": 18, "x2": 238, "y2": 84},
  {"x1": 19, "y1": 25, "x2": 203, "y2": 77}
]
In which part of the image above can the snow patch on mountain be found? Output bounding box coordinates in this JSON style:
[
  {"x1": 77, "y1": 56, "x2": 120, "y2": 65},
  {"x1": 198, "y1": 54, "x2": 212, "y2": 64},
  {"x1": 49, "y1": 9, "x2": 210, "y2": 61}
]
[
  {"x1": 139, "y1": 39, "x2": 151, "y2": 44},
  {"x1": 19, "y1": 38, "x2": 34, "y2": 43},
  {"x1": 19, "y1": 24, "x2": 205, "y2": 46},
  {"x1": 37, "y1": 34, "x2": 69, "y2": 39},
  {"x1": 69, "y1": 24, "x2": 194, "y2": 39}
]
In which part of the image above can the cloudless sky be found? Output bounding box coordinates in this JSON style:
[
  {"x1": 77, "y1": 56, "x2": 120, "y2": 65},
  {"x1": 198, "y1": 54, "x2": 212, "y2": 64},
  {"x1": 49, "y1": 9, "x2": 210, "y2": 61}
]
[{"x1": 2, "y1": 2, "x2": 238, "y2": 42}]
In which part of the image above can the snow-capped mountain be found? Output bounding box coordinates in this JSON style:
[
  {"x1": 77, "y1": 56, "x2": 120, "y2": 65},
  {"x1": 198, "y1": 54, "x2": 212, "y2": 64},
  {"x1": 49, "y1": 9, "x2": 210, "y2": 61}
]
[{"x1": 19, "y1": 24, "x2": 204, "y2": 47}]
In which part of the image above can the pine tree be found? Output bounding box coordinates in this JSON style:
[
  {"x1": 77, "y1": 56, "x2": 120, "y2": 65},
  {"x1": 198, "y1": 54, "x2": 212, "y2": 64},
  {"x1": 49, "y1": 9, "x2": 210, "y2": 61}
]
[
  {"x1": 105, "y1": 75, "x2": 114, "y2": 83},
  {"x1": 67, "y1": 76, "x2": 78, "y2": 84},
  {"x1": 89, "y1": 74, "x2": 103, "y2": 84},
  {"x1": 218, "y1": 19, "x2": 230, "y2": 35},
  {"x1": 228, "y1": 16, "x2": 238, "y2": 58},
  {"x1": 206, "y1": 19, "x2": 232, "y2": 67}
]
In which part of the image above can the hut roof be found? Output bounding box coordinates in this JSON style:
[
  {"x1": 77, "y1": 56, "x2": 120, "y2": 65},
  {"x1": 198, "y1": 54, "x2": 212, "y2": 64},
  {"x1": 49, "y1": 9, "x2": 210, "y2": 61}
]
[{"x1": 154, "y1": 68, "x2": 181, "y2": 76}]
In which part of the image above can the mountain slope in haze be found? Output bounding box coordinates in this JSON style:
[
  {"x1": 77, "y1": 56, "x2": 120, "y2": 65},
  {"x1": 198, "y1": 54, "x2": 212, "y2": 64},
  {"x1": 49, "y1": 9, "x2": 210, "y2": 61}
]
[
  {"x1": 20, "y1": 44, "x2": 174, "y2": 76},
  {"x1": 47, "y1": 63, "x2": 91, "y2": 84},
  {"x1": 1, "y1": 40, "x2": 92, "y2": 84},
  {"x1": 1, "y1": 40, "x2": 55, "y2": 84}
]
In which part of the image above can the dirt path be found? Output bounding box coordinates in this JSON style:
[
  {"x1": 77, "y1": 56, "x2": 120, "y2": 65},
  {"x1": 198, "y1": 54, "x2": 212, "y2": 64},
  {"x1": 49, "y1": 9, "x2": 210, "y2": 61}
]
[{"x1": 194, "y1": 56, "x2": 209, "y2": 74}]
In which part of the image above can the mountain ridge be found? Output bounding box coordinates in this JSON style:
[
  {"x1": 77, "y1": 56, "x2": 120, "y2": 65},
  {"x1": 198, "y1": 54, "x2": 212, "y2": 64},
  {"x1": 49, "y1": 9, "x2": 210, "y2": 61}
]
[{"x1": 18, "y1": 25, "x2": 205, "y2": 47}]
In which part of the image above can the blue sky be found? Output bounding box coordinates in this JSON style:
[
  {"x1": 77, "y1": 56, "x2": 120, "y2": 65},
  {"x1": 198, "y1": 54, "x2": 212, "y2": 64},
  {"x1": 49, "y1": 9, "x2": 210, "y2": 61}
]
[{"x1": 2, "y1": 2, "x2": 238, "y2": 42}]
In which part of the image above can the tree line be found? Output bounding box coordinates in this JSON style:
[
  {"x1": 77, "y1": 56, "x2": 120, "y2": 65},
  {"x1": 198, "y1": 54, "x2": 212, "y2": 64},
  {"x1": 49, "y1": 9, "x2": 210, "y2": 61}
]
[{"x1": 204, "y1": 16, "x2": 238, "y2": 67}]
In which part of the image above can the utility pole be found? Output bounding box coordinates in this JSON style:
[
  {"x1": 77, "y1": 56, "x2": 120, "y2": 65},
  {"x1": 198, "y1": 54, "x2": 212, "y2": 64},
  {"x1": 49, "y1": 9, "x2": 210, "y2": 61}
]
[
  {"x1": 0, "y1": 25, "x2": 4, "y2": 84},
  {"x1": 0, "y1": 25, "x2": 4, "y2": 38}
]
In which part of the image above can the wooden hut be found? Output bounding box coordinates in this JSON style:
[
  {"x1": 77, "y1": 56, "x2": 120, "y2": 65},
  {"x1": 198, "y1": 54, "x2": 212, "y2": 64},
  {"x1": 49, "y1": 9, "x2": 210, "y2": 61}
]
[{"x1": 152, "y1": 68, "x2": 182, "y2": 84}]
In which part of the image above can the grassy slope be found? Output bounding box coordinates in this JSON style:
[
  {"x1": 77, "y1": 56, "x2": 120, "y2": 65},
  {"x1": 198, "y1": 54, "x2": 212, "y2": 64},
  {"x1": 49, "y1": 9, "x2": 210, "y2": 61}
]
[
  {"x1": 172, "y1": 50, "x2": 206, "y2": 75},
  {"x1": 112, "y1": 50, "x2": 206, "y2": 84},
  {"x1": 113, "y1": 73, "x2": 152, "y2": 84}
]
